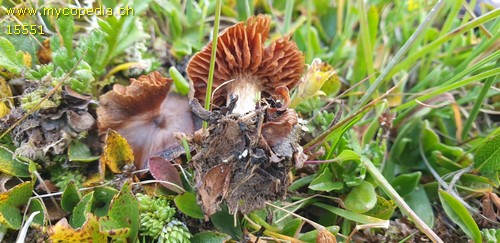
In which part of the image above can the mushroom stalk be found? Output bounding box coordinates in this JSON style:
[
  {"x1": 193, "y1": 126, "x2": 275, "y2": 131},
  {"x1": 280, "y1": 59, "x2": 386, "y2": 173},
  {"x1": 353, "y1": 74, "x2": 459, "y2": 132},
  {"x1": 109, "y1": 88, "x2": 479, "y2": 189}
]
[{"x1": 227, "y1": 78, "x2": 261, "y2": 114}]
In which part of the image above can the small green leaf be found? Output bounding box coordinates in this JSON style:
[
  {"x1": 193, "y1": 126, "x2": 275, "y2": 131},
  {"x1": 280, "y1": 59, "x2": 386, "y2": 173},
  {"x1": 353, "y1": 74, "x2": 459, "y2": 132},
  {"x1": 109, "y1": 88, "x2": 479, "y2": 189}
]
[
  {"x1": 27, "y1": 198, "x2": 45, "y2": 225},
  {"x1": 108, "y1": 181, "x2": 139, "y2": 243},
  {"x1": 0, "y1": 37, "x2": 25, "y2": 75},
  {"x1": 474, "y1": 135, "x2": 500, "y2": 173},
  {"x1": 0, "y1": 145, "x2": 30, "y2": 177},
  {"x1": 335, "y1": 149, "x2": 361, "y2": 162},
  {"x1": 210, "y1": 205, "x2": 242, "y2": 240},
  {"x1": 390, "y1": 172, "x2": 421, "y2": 197},
  {"x1": 309, "y1": 167, "x2": 343, "y2": 192},
  {"x1": 391, "y1": 119, "x2": 423, "y2": 166},
  {"x1": 0, "y1": 182, "x2": 33, "y2": 229},
  {"x1": 314, "y1": 202, "x2": 387, "y2": 224},
  {"x1": 289, "y1": 174, "x2": 314, "y2": 191},
  {"x1": 71, "y1": 192, "x2": 94, "y2": 228},
  {"x1": 439, "y1": 190, "x2": 481, "y2": 242},
  {"x1": 169, "y1": 66, "x2": 190, "y2": 95},
  {"x1": 61, "y1": 181, "x2": 81, "y2": 212},
  {"x1": 298, "y1": 226, "x2": 339, "y2": 242},
  {"x1": 280, "y1": 218, "x2": 302, "y2": 237},
  {"x1": 406, "y1": 186, "x2": 434, "y2": 228},
  {"x1": 344, "y1": 181, "x2": 377, "y2": 213},
  {"x1": 191, "y1": 231, "x2": 231, "y2": 243},
  {"x1": 365, "y1": 196, "x2": 396, "y2": 220},
  {"x1": 174, "y1": 192, "x2": 204, "y2": 219},
  {"x1": 68, "y1": 141, "x2": 100, "y2": 162},
  {"x1": 56, "y1": 15, "x2": 75, "y2": 58},
  {"x1": 91, "y1": 187, "x2": 118, "y2": 217},
  {"x1": 481, "y1": 228, "x2": 500, "y2": 242}
]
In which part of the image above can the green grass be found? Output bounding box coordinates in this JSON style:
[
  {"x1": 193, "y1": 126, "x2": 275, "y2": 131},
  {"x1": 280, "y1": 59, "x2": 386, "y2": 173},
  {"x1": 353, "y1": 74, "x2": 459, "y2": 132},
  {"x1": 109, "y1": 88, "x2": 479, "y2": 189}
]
[{"x1": 0, "y1": 0, "x2": 499, "y2": 242}]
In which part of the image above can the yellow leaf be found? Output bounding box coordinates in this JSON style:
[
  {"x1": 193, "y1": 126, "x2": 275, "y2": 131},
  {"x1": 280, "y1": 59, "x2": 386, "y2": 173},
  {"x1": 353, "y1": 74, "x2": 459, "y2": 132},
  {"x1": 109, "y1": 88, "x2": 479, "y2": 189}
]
[
  {"x1": 0, "y1": 78, "x2": 13, "y2": 118},
  {"x1": 82, "y1": 173, "x2": 104, "y2": 187},
  {"x1": 22, "y1": 51, "x2": 32, "y2": 68},
  {"x1": 101, "y1": 129, "x2": 134, "y2": 174},
  {"x1": 48, "y1": 213, "x2": 106, "y2": 242},
  {"x1": 291, "y1": 58, "x2": 339, "y2": 108},
  {"x1": 387, "y1": 86, "x2": 403, "y2": 107}
]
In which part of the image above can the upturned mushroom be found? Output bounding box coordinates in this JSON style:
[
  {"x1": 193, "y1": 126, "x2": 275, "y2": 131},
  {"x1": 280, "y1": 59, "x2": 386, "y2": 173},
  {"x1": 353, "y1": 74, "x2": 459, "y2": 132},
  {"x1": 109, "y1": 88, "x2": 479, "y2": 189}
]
[
  {"x1": 96, "y1": 72, "x2": 194, "y2": 169},
  {"x1": 187, "y1": 15, "x2": 305, "y2": 114}
]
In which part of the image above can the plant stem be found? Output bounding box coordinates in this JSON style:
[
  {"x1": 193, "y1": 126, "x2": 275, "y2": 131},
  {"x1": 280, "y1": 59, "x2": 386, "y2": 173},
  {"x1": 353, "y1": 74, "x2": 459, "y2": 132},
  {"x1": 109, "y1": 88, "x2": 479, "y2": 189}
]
[
  {"x1": 244, "y1": 0, "x2": 252, "y2": 19},
  {"x1": 283, "y1": 0, "x2": 294, "y2": 34},
  {"x1": 352, "y1": 0, "x2": 446, "y2": 112},
  {"x1": 395, "y1": 66, "x2": 500, "y2": 112},
  {"x1": 389, "y1": 8, "x2": 500, "y2": 81},
  {"x1": 462, "y1": 73, "x2": 499, "y2": 140},
  {"x1": 361, "y1": 156, "x2": 443, "y2": 243},
  {"x1": 203, "y1": 0, "x2": 222, "y2": 129}
]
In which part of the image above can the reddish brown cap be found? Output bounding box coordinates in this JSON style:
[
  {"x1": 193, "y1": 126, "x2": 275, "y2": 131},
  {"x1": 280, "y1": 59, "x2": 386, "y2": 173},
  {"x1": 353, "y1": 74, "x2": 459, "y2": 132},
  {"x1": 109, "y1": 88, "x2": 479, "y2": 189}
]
[
  {"x1": 187, "y1": 15, "x2": 305, "y2": 108},
  {"x1": 97, "y1": 72, "x2": 194, "y2": 169}
]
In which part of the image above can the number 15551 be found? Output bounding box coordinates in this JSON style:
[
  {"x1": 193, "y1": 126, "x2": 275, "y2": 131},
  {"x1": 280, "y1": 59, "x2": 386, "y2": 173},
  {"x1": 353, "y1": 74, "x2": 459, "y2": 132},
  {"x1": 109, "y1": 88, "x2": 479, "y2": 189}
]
[{"x1": 7, "y1": 25, "x2": 44, "y2": 35}]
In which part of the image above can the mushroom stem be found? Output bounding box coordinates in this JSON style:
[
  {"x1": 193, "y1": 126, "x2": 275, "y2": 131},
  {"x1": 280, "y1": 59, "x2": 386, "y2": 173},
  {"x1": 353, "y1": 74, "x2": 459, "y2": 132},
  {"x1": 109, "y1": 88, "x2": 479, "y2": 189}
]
[{"x1": 227, "y1": 78, "x2": 261, "y2": 114}]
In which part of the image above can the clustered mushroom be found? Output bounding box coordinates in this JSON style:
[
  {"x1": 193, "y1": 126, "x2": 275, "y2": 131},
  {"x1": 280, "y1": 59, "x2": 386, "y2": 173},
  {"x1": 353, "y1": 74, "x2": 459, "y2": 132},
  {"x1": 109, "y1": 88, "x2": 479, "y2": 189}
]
[
  {"x1": 187, "y1": 15, "x2": 304, "y2": 114},
  {"x1": 96, "y1": 72, "x2": 194, "y2": 169}
]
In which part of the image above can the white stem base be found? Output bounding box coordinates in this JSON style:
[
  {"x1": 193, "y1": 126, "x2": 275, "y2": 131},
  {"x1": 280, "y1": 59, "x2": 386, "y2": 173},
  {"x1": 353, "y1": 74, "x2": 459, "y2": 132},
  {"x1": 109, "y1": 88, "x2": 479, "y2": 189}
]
[{"x1": 227, "y1": 80, "x2": 261, "y2": 114}]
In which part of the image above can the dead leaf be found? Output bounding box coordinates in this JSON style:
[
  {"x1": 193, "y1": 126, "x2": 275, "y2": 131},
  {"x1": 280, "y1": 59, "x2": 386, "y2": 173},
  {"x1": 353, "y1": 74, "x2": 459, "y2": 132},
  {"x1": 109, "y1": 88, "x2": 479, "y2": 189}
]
[
  {"x1": 83, "y1": 173, "x2": 104, "y2": 187},
  {"x1": 37, "y1": 38, "x2": 52, "y2": 64},
  {"x1": 317, "y1": 228, "x2": 337, "y2": 243},
  {"x1": 66, "y1": 110, "x2": 95, "y2": 132},
  {"x1": 199, "y1": 164, "x2": 232, "y2": 219},
  {"x1": 101, "y1": 129, "x2": 134, "y2": 174},
  {"x1": 481, "y1": 193, "x2": 496, "y2": 226},
  {"x1": 148, "y1": 156, "x2": 184, "y2": 193},
  {"x1": 48, "y1": 214, "x2": 106, "y2": 242},
  {"x1": 262, "y1": 110, "x2": 298, "y2": 147},
  {"x1": 271, "y1": 86, "x2": 291, "y2": 111}
]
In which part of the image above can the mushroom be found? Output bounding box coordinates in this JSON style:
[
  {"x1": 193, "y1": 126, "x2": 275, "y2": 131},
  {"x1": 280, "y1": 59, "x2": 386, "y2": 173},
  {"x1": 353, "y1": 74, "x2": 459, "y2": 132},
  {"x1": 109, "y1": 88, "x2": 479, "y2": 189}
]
[
  {"x1": 187, "y1": 15, "x2": 305, "y2": 114},
  {"x1": 96, "y1": 72, "x2": 194, "y2": 169}
]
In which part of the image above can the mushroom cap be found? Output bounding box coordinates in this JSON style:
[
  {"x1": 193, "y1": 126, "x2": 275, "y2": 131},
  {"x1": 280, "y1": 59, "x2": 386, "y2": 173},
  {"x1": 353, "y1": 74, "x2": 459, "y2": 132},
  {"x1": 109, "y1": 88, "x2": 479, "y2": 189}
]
[
  {"x1": 187, "y1": 15, "x2": 305, "y2": 107},
  {"x1": 97, "y1": 72, "x2": 194, "y2": 169}
]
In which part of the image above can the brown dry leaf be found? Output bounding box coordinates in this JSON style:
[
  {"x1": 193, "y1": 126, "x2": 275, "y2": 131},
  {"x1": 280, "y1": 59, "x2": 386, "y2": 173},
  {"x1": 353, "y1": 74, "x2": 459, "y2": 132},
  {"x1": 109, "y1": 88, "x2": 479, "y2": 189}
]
[
  {"x1": 199, "y1": 164, "x2": 232, "y2": 219},
  {"x1": 262, "y1": 110, "x2": 298, "y2": 147},
  {"x1": 48, "y1": 213, "x2": 106, "y2": 242},
  {"x1": 317, "y1": 228, "x2": 337, "y2": 243},
  {"x1": 481, "y1": 193, "x2": 496, "y2": 226},
  {"x1": 271, "y1": 86, "x2": 291, "y2": 111},
  {"x1": 148, "y1": 156, "x2": 184, "y2": 193},
  {"x1": 101, "y1": 129, "x2": 134, "y2": 174},
  {"x1": 37, "y1": 38, "x2": 52, "y2": 64}
]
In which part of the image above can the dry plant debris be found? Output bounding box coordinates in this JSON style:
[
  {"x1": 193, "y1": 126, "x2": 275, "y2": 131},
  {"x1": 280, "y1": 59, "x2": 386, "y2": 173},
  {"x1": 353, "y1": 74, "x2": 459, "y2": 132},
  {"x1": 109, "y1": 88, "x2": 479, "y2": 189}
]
[{"x1": 190, "y1": 87, "x2": 306, "y2": 218}]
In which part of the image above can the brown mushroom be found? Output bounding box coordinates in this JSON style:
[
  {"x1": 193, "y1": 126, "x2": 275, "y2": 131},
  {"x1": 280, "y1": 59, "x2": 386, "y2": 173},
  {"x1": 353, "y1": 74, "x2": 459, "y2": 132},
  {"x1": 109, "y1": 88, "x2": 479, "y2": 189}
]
[
  {"x1": 187, "y1": 15, "x2": 305, "y2": 114},
  {"x1": 96, "y1": 72, "x2": 194, "y2": 169}
]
